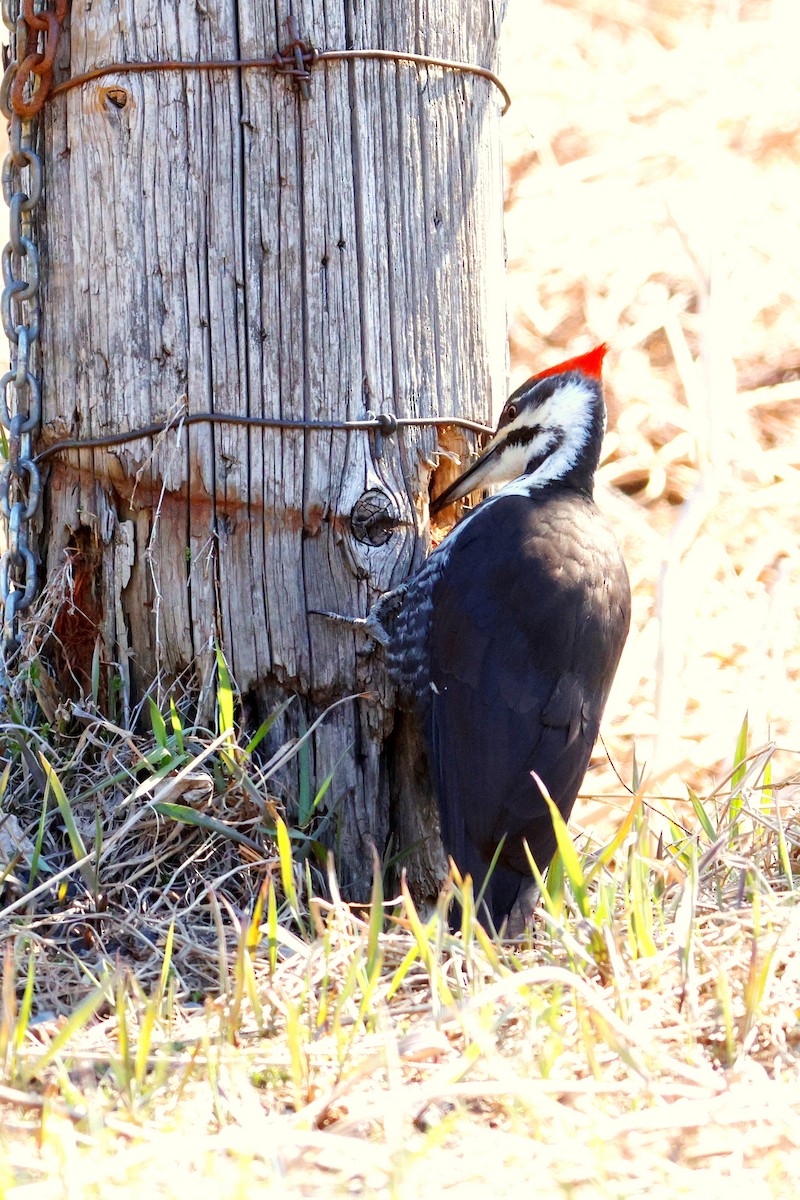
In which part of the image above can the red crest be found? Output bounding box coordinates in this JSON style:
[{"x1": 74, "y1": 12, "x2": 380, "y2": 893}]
[{"x1": 529, "y1": 343, "x2": 607, "y2": 384}]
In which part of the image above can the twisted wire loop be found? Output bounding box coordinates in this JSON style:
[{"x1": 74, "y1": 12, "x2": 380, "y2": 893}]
[{"x1": 0, "y1": 0, "x2": 66, "y2": 681}]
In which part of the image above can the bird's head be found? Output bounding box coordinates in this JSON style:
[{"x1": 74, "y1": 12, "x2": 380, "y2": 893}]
[{"x1": 431, "y1": 344, "x2": 608, "y2": 515}]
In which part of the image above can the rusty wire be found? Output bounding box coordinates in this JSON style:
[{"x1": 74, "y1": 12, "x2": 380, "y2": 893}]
[
  {"x1": 10, "y1": 13, "x2": 506, "y2": 469},
  {"x1": 34, "y1": 411, "x2": 494, "y2": 466},
  {"x1": 49, "y1": 44, "x2": 511, "y2": 114}
]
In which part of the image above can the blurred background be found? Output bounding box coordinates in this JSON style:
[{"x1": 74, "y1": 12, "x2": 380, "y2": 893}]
[{"x1": 500, "y1": 0, "x2": 800, "y2": 830}]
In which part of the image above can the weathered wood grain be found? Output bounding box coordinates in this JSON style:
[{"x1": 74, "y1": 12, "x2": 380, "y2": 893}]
[{"x1": 38, "y1": 1, "x2": 508, "y2": 898}]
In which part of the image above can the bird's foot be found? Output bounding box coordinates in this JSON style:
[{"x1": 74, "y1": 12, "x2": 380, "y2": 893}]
[
  {"x1": 503, "y1": 879, "x2": 541, "y2": 939},
  {"x1": 310, "y1": 583, "x2": 408, "y2": 648}
]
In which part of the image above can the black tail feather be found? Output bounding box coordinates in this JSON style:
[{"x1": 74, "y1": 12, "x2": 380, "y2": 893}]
[{"x1": 448, "y1": 838, "x2": 539, "y2": 935}]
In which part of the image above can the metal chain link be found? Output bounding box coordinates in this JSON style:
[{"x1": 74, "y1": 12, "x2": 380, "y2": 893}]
[{"x1": 0, "y1": 0, "x2": 64, "y2": 677}]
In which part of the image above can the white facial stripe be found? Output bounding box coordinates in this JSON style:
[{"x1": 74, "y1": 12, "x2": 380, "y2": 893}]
[
  {"x1": 488, "y1": 378, "x2": 598, "y2": 490},
  {"x1": 438, "y1": 376, "x2": 602, "y2": 541},
  {"x1": 486, "y1": 433, "x2": 547, "y2": 483},
  {"x1": 527, "y1": 379, "x2": 599, "y2": 487}
]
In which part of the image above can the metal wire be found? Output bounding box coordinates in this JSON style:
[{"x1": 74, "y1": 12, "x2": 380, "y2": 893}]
[
  {"x1": 48, "y1": 46, "x2": 511, "y2": 114},
  {"x1": 34, "y1": 411, "x2": 493, "y2": 466}
]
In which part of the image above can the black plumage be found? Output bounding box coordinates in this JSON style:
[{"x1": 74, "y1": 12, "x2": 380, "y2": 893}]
[{"x1": 388, "y1": 346, "x2": 631, "y2": 929}]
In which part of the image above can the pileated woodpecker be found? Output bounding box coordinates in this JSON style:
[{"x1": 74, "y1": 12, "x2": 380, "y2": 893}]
[{"x1": 388, "y1": 345, "x2": 631, "y2": 930}]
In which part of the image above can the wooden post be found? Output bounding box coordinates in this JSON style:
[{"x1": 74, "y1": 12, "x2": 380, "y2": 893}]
[{"x1": 38, "y1": 2, "x2": 508, "y2": 898}]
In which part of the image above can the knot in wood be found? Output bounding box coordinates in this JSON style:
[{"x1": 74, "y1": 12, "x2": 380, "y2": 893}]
[
  {"x1": 351, "y1": 489, "x2": 397, "y2": 548},
  {"x1": 102, "y1": 85, "x2": 129, "y2": 109}
]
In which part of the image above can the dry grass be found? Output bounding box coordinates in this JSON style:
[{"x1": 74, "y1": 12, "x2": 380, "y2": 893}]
[
  {"x1": 1, "y1": 713, "x2": 799, "y2": 1196},
  {"x1": 502, "y1": 0, "x2": 800, "y2": 816},
  {"x1": 1, "y1": 0, "x2": 800, "y2": 1195}
]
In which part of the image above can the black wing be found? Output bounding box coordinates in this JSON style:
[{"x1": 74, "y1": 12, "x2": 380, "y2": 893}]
[{"x1": 425, "y1": 489, "x2": 630, "y2": 881}]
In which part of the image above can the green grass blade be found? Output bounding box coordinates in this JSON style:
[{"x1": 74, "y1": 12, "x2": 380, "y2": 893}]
[
  {"x1": 134, "y1": 999, "x2": 158, "y2": 1089},
  {"x1": 12, "y1": 951, "x2": 36, "y2": 1056},
  {"x1": 296, "y1": 713, "x2": 312, "y2": 828},
  {"x1": 458, "y1": 872, "x2": 475, "y2": 947},
  {"x1": 523, "y1": 841, "x2": 559, "y2": 921},
  {"x1": 687, "y1": 786, "x2": 717, "y2": 842},
  {"x1": 114, "y1": 978, "x2": 131, "y2": 1091},
  {"x1": 307, "y1": 744, "x2": 352, "y2": 824},
  {"x1": 244, "y1": 696, "x2": 295, "y2": 756},
  {"x1": 275, "y1": 815, "x2": 301, "y2": 923},
  {"x1": 536, "y1": 774, "x2": 589, "y2": 918},
  {"x1": 133, "y1": 921, "x2": 175, "y2": 1087},
  {"x1": 366, "y1": 846, "x2": 384, "y2": 981},
  {"x1": 147, "y1": 697, "x2": 169, "y2": 753},
  {"x1": 215, "y1": 642, "x2": 236, "y2": 748},
  {"x1": 23, "y1": 978, "x2": 111, "y2": 1083},
  {"x1": 472, "y1": 920, "x2": 504, "y2": 972},
  {"x1": 545, "y1": 848, "x2": 566, "y2": 918},
  {"x1": 169, "y1": 699, "x2": 185, "y2": 754},
  {"x1": 731, "y1": 713, "x2": 749, "y2": 791},
  {"x1": 474, "y1": 836, "x2": 507, "y2": 920},
  {"x1": 400, "y1": 874, "x2": 434, "y2": 971},
  {"x1": 400, "y1": 875, "x2": 454, "y2": 1004},
  {"x1": 385, "y1": 942, "x2": 421, "y2": 1001},
  {"x1": 266, "y1": 878, "x2": 278, "y2": 974},
  {"x1": 729, "y1": 713, "x2": 749, "y2": 829},
  {"x1": 38, "y1": 754, "x2": 96, "y2": 892},
  {"x1": 585, "y1": 791, "x2": 643, "y2": 882},
  {"x1": 760, "y1": 754, "x2": 772, "y2": 814},
  {"x1": 247, "y1": 880, "x2": 267, "y2": 952},
  {"x1": 27, "y1": 776, "x2": 51, "y2": 890},
  {"x1": 630, "y1": 835, "x2": 658, "y2": 958},
  {"x1": 151, "y1": 801, "x2": 262, "y2": 851}
]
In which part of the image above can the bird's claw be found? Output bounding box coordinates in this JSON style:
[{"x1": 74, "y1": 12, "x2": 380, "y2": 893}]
[
  {"x1": 310, "y1": 584, "x2": 408, "y2": 649},
  {"x1": 311, "y1": 609, "x2": 391, "y2": 647}
]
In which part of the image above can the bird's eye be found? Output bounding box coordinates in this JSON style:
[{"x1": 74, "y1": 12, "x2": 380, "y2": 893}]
[{"x1": 505, "y1": 403, "x2": 518, "y2": 422}]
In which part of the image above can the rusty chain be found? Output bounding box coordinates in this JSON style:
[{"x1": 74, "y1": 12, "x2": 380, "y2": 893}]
[
  {"x1": 0, "y1": 0, "x2": 66, "y2": 676},
  {"x1": 2, "y1": 0, "x2": 66, "y2": 117}
]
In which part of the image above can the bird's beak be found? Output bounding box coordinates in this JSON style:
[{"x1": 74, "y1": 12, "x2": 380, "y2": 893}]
[{"x1": 430, "y1": 436, "x2": 504, "y2": 515}]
